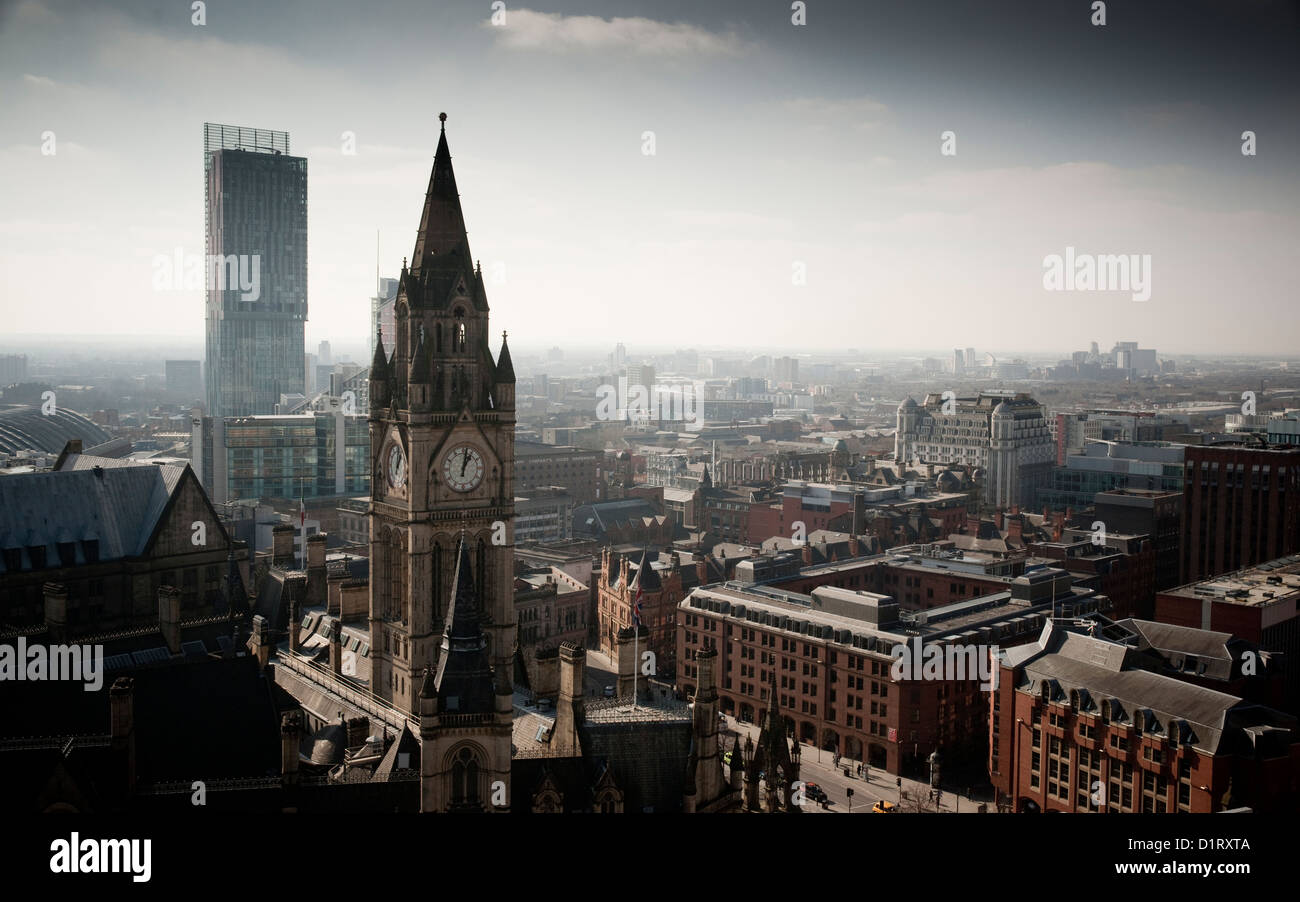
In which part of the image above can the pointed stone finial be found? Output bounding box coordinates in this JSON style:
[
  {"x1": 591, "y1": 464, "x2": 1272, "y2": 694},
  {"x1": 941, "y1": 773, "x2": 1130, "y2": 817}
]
[
  {"x1": 439, "y1": 112, "x2": 447, "y2": 130},
  {"x1": 502, "y1": 330, "x2": 508, "y2": 341}
]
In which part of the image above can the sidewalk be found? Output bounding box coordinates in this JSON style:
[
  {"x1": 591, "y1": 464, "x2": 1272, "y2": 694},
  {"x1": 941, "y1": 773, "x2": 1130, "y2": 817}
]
[{"x1": 719, "y1": 715, "x2": 992, "y2": 813}]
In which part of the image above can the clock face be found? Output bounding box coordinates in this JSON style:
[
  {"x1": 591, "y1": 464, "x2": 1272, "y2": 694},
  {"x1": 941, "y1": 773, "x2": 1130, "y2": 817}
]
[
  {"x1": 387, "y1": 444, "x2": 407, "y2": 488},
  {"x1": 443, "y1": 444, "x2": 485, "y2": 492}
]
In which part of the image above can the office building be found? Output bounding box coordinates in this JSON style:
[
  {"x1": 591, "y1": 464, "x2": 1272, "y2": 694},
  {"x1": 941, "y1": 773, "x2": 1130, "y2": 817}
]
[
  {"x1": 203, "y1": 122, "x2": 308, "y2": 417},
  {"x1": 895, "y1": 392, "x2": 1054, "y2": 509},
  {"x1": 1038, "y1": 440, "x2": 1185, "y2": 510},
  {"x1": 679, "y1": 565, "x2": 1107, "y2": 776},
  {"x1": 190, "y1": 404, "x2": 367, "y2": 505},
  {"x1": 990, "y1": 617, "x2": 1298, "y2": 813},
  {"x1": 1180, "y1": 445, "x2": 1300, "y2": 583},
  {"x1": 1158, "y1": 553, "x2": 1300, "y2": 709},
  {"x1": 371, "y1": 276, "x2": 399, "y2": 358},
  {"x1": 1094, "y1": 489, "x2": 1183, "y2": 592},
  {"x1": 514, "y1": 440, "x2": 602, "y2": 504}
]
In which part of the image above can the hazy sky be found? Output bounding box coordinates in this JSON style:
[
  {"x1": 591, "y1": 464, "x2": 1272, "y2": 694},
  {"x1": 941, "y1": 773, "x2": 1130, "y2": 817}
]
[{"x1": 2, "y1": 0, "x2": 1297, "y2": 356}]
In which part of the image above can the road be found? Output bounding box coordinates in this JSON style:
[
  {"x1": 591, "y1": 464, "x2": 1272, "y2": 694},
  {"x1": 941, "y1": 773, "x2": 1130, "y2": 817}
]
[{"x1": 719, "y1": 715, "x2": 989, "y2": 813}]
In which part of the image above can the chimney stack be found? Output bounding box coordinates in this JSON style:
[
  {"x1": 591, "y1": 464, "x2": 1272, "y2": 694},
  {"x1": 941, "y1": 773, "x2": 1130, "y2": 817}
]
[
  {"x1": 328, "y1": 618, "x2": 343, "y2": 675},
  {"x1": 110, "y1": 677, "x2": 136, "y2": 795},
  {"x1": 158, "y1": 585, "x2": 182, "y2": 655},
  {"x1": 327, "y1": 566, "x2": 346, "y2": 617},
  {"x1": 346, "y1": 716, "x2": 369, "y2": 750},
  {"x1": 306, "y1": 533, "x2": 327, "y2": 606},
  {"x1": 615, "y1": 627, "x2": 644, "y2": 699},
  {"x1": 43, "y1": 582, "x2": 68, "y2": 644},
  {"x1": 280, "y1": 711, "x2": 302, "y2": 786},
  {"x1": 554, "y1": 643, "x2": 586, "y2": 754},
  {"x1": 272, "y1": 524, "x2": 295, "y2": 568},
  {"x1": 248, "y1": 614, "x2": 271, "y2": 670}
]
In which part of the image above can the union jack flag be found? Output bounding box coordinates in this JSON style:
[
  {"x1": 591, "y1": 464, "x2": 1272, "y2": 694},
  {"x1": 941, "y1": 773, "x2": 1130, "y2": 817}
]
[{"x1": 633, "y1": 585, "x2": 644, "y2": 628}]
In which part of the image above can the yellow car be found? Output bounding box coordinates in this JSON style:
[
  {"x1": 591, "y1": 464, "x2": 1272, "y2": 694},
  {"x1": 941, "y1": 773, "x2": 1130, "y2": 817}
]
[{"x1": 871, "y1": 800, "x2": 897, "y2": 813}]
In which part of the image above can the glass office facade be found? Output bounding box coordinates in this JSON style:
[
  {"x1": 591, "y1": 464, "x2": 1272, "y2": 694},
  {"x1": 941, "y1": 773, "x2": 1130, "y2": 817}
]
[{"x1": 204, "y1": 123, "x2": 307, "y2": 417}]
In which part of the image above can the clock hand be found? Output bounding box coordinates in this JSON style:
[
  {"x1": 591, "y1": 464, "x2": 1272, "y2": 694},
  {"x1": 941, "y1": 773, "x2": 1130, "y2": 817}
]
[{"x1": 460, "y1": 450, "x2": 469, "y2": 476}]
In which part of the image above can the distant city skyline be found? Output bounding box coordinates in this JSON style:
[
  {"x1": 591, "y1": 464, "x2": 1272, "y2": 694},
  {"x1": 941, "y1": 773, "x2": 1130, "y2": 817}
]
[{"x1": 2, "y1": 0, "x2": 1297, "y2": 353}]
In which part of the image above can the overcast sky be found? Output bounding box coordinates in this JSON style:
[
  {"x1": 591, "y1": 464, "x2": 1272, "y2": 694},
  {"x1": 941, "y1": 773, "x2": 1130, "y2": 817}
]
[{"x1": 1, "y1": 0, "x2": 1297, "y2": 356}]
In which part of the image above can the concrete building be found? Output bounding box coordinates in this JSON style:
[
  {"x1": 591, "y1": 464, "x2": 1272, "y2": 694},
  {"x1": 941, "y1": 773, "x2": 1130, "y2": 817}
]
[
  {"x1": 515, "y1": 488, "x2": 575, "y2": 543},
  {"x1": 514, "y1": 440, "x2": 601, "y2": 504},
  {"x1": 895, "y1": 392, "x2": 1053, "y2": 510}
]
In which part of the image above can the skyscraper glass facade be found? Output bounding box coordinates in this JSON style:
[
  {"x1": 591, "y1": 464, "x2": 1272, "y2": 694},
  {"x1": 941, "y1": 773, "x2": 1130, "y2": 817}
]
[{"x1": 204, "y1": 123, "x2": 307, "y2": 417}]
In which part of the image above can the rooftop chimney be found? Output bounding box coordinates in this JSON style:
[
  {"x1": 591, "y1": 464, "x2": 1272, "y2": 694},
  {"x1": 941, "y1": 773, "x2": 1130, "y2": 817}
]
[
  {"x1": 158, "y1": 585, "x2": 182, "y2": 655},
  {"x1": 554, "y1": 643, "x2": 586, "y2": 754},
  {"x1": 272, "y1": 524, "x2": 295, "y2": 568},
  {"x1": 43, "y1": 582, "x2": 68, "y2": 644}
]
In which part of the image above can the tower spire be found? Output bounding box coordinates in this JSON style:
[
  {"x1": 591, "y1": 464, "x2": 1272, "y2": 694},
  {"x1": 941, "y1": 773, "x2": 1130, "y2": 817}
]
[
  {"x1": 411, "y1": 112, "x2": 470, "y2": 275},
  {"x1": 428, "y1": 535, "x2": 494, "y2": 715}
]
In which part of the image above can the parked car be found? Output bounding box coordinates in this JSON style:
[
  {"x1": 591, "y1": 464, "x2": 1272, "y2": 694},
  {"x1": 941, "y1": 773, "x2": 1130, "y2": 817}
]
[
  {"x1": 871, "y1": 800, "x2": 897, "y2": 813},
  {"x1": 603, "y1": 685, "x2": 615, "y2": 698},
  {"x1": 804, "y1": 783, "x2": 828, "y2": 804}
]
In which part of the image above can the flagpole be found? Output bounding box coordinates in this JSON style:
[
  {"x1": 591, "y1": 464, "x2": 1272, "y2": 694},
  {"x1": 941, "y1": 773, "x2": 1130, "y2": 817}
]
[{"x1": 632, "y1": 617, "x2": 638, "y2": 710}]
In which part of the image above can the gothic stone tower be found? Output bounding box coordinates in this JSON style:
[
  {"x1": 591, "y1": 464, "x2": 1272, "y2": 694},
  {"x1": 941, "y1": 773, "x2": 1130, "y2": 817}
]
[{"x1": 367, "y1": 114, "x2": 516, "y2": 806}]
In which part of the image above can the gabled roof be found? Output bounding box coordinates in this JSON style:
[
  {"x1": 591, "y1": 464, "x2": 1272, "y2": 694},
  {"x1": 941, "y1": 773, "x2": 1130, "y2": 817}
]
[{"x1": 0, "y1": 454, "x2": 195, "y2": 573}]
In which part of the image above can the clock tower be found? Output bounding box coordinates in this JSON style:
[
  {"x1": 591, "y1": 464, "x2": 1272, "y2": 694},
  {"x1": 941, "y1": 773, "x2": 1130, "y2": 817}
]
[{"x1": 367, "y1": 114, "x2": 516, "y2": 810}]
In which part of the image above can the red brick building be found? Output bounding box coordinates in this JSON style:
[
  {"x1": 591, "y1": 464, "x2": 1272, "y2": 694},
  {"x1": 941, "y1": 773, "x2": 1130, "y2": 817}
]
[
  {"x1": 1157, "y1": 553, "x2": 1300, "y2": 711},
  {"x1": 597, "y1": 548, "x2": 686, "y2": 677},
  {"x1": 768, "y1": 544, "x2": 1026, "y2": 611},
  {"x1": 989, "y1": 618, "x2": 1300, "y2": 813},
  {"x1": 1181, "y1": 445, "x2": 1300, "y2": 584},
  {"x1": 1028, "y1": 530, "x2": 1156, "y2": 619},
  {"x1": 676, "y1": 567, "x2": 1108, "y2": 777}
]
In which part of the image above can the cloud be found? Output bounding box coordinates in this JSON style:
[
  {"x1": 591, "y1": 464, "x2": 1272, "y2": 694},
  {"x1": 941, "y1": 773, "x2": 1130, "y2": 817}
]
[
  {"x1": 22, "y1": 73, "x2": 57, "y2": 88},
  {"x1": 486, "y1": 9, "x2": 751, "y2": 56},
  {"x1": 782, "y1": 96, "x2": 891, "y2": 130}
]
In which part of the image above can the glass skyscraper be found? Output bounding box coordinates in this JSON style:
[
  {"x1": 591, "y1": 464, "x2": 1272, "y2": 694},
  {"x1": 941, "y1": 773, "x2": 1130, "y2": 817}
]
[{"x1": 203, "y1": 123, "x2": 307, "y2": 417}]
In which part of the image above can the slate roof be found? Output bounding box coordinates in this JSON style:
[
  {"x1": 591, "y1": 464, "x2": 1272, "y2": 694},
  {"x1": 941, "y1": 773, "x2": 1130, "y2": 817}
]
[
  {"x1": 572, "y1": 498, "x2": 659, "y2": 536},
  {"x1": 1007, "y1": 622, "x2": 1276, "y2": 755},
  {"x1": 0, "y1": 454, "x2": 190, "y2": 573}
]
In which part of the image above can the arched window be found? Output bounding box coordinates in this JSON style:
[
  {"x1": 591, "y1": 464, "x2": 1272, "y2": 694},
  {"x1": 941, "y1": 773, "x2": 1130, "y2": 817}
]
[
  {"x1": 435, "y1": 323, "x2": 442, "y2": 352},
  {"x1": 456, "y1": 322, "x2": 466, "y2": 352},
  {"x1": 452, "y1": 747, "x2": 480, "y2": 805}
]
